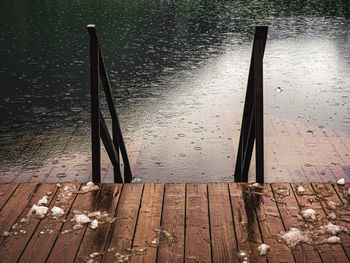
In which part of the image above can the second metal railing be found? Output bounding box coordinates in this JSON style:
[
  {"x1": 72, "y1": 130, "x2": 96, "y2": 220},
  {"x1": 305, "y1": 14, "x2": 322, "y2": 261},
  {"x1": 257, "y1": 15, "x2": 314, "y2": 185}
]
[
  {"x1": 234, "y1": 26, "x2": 268, "y2": 183},
  {"x1": 88, "y1": 24, "x2": 132, "y2": 183}
]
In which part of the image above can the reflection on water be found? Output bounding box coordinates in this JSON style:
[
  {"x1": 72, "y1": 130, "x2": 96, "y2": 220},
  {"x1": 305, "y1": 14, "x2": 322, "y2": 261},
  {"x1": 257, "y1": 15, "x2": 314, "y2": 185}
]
[{"x1": 0, "y1": 0, "x2": 349, "y2": 182}]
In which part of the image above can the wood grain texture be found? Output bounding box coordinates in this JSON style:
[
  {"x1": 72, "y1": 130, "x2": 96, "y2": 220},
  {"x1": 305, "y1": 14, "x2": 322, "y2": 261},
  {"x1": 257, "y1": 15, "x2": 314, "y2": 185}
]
[
  {"x1": 0, "y1": 183, "x2": 39, "y2": 242},
  {"x1": 251, "y1": 183, "x2": 295, "y2": 262},
  {"x1": 312, "y1": 183, "x2": 350, "y2": 259},
  {"x1": 18, "y1": 183, "x2": 81, "y2": 263},
  {"x1": 75, "y1": 184, "x2": 123, "y2": 262},
  {"x1": 130, "y1": 183, "x2": 164, "y2": 263},
  {"x1": 185, "y1": 183, "x2": 211, "y2": 263},
  {"x1": 101, "y1": 183, "x2": 143, "y2": 262},
  {"x1": 271, "y1": 183, "x2": 322, "y2": 263},
  {"x1": 0, "y1": 183, "x2": 58, "y2": 263},
  {"x1": 229, "y1": 183, "x2": 266, "y2": 263},
  {"x1": 292, "y1": 183, "x2": 348, "y2": 263},
  {"x1": 0, "y1": 183, "x2": 349, "y2": 263},
  {"x1": 0, "y1": 183, "x2": 18, "y2": 210},
  {"x1": 46, "y1": 183, "x2": 99, "y2": 263},
  {"x1": 157, "y1": 183, "x2": 185, "y2": 263},
  {"x1": 208, "y1": 183, "x2": 238, "y2": 263}
]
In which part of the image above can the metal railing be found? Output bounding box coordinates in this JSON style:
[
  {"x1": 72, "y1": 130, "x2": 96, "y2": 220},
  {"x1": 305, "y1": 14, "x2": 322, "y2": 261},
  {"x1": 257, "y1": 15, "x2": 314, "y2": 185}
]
[
  {"x1": 87, "y1": 24, "x2": 132, "y2": 183},
  {"x1": 234, "y1": 26, "x2": 268, "y2": 183}
]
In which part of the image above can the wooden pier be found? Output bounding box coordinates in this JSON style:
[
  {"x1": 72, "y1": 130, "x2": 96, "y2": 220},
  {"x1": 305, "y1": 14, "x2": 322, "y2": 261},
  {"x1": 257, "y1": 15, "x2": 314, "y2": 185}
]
[{"x1": 0, "y1": 182, "x2": 349, "y2": 262}]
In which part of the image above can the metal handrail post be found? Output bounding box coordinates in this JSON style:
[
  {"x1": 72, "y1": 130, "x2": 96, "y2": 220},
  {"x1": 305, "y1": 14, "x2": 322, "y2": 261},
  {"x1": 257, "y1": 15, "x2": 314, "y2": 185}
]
[{"x1": 88, "y1": 24, "x2": 101, "y2": 183}]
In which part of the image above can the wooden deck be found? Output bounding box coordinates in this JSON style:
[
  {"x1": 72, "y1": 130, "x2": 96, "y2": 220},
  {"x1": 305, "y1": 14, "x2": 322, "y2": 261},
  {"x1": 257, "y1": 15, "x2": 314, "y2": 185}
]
[{"x1": 0, "y1": 182, "x2": 349, "y2": 262}]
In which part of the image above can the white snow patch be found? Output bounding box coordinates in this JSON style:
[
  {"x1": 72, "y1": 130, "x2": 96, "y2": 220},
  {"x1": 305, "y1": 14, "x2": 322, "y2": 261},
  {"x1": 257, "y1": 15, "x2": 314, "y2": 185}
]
[
  {"x1": 37, "y1": 195, "x2": 49, "y2": 206},
  {"x1": 51, "y1": 206, "x2": 64, "y2": 217},
  {"x1": 327, "y1": 236, "x2": 341, "y2": 244},
  {"x1": 252, "y1": 183, "x2": 260, "y2": 187},
  {"x1": 28, "y1": 204, "x2": 49, "y2": 219},
  {"x1": 73, "y1": 224, "x2": 84, "y2": 230},
  {"x1": 88, "y1": 211, "x2": 101, "y2": 218},
  {"x1": 282, "y1": 228, "x2": 310, "y2": 248},
  {"x1": 20, "y1": 217, "x2": 28, "y2": 223},
  {"x1": 56, "y1": 183, "x2": 62, "y2": 187},
  {"x1": 90, "y1": 219, "x2": 98, "y2": 229},
  {"x1": 327, "y1": 212, "x2": 337, "y2": 220},
  {"x1": 257, "y1": 243, "x2": 270, "y2": 256},
  {"x1": 81, "y1": 182, "x2": 99, "y2": 193},
  {"x1": 89, "y1": 252, "x2": 101, "y2": 258},
  {"x1": 324, "y1": 222, "x2": 342, "y2": 235},
  {"x1": 297, "y1": 185, "x2": 306, "y2": 193},
  {"x1": 1, "y1": 231, "x2": 9, "y2": 237},
  {"x1": 72, "y1": 214, "x2": 91, "y2": 225},
  {"x1": 301, "y1": 208, "x2": 317, "y2": 221},
  {"x1": 337, "y1": 178, "x2": 345, "y2": 185},
  {"x1": 239, "y1": 251, "x2": 246, "y2": 257},
  {"x1": 327, "y1": 201, "x2": 337, "y2": 210}
]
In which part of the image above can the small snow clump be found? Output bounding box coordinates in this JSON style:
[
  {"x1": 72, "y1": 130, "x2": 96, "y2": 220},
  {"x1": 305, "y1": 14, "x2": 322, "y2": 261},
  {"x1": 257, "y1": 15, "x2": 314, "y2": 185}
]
[
  {"x1": 37, "y1": 195, "x2": 49, "y2": 206},
  {"x1": 282, "y1": 228, "x2": 309, "y2": 248},
  {"x1": 257, "y1": 243, "x2": 271, "y2": 256},
  {"x1": 1, "y1": 231, "x2": 9, "y2": 237},
  {"x1": 327, "y1": 236, "x2": 341, "y2": 244},
  {"x1": 327, "y1": 201, "x2": 337, "y2": 210},
  {"x1": 28, "y1": 204, "x2": 49, "y2": 219},
  {"x1": 90, "y1": 219, "x2": 98, "y2": 229},
  {"x1": 301, "y1": 209, "x2": 317, "y2": 221},
  {"x1": 324, "y1": 222, "x2": 342, "y2": 235},
  {"x1": 337, "y1": 178, "x2": 345, "y2": 185},
  {"x1": 81, "y1": 182, "x2": 99, "y2": 193},
  {"x1": 72, "y1": 214, "x2": 91, "y2": 225},
  {"x1": 327, "y1": 212, "x2": 337, "y2": 220},
  {"x1": 297, "y1": 185, "x2": 306, "y2": 193},
  {"x1": 88, "y1": 211, "x2": 101, "y2": 218},
  {"x1": 51, "y1": 206, "x2": 64, "y2": 217}
]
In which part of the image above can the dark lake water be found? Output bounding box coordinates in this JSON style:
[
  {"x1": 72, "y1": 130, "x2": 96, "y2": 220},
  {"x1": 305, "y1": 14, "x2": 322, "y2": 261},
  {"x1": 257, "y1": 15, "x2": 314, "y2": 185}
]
[{"x1": 0, "y1": 0, "x2": 349, "y2": 182}]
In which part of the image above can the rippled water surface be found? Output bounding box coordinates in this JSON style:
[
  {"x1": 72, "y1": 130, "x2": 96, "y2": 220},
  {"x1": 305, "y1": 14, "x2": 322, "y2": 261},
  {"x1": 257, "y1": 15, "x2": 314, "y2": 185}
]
[{"x1": 0, "y1": 0, "x2": 349, "y2": 182}]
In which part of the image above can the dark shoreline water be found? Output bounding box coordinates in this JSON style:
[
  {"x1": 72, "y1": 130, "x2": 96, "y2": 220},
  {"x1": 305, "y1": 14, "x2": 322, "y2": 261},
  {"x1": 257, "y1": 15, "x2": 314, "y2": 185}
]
[{"x1": 1, "y1": 0, "x2": 349, "y2": 182}]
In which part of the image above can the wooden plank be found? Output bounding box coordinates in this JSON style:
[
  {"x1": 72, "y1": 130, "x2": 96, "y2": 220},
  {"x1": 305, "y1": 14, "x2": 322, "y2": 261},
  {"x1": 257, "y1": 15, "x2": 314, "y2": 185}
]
[
  {"x1": 251, "y1": 183, "x2": 295, "y2": 262},
  {"x1": 208, "y1": 183, "x2": 238, "y2": 262},
  {"x1": 0, "y1": 183, "x2": 58, "y2": 263},
  {"x1": 157, "y1": 183, "x2": 185, "y2": 263},
  {"x1": 0, "y1": 183, "x2": 39, "y2": 241},
  {"x1": 312, "y1": 183, "x2": 350, "y2": 258},
  {"x1": 101, "y1": 184, "x2": 143, "y2": 262},
  {"x1": 271, "y1": 183, "x2": 323, "y2": 262},
  {"x1": 292, "y1": 183, "x2": 348, "y2": 262},
  {"x1": 185, "y1": 183, "x2": 211, "y2": 263},
  {"x1": 0, "y1": 183, "x2": 18, "y2": 210},
  {"x1": 130, "y1": 183, "x2": 164, "y2": 263},
  {"x1": 18, "y1": 183, "x2": 81, "y2": 263},
  {"x1": 229, "y1": 183, "x2": 266, "y2": 263},
  {"x1": 45, "y1": 183, "x2": 100, "y2": 263},
  {"x1": 74, "y1": 184, "x2": 123, "y2": 262},
  {"x1": 333, "y1": 182, "x2": 350, "y2": 204}
]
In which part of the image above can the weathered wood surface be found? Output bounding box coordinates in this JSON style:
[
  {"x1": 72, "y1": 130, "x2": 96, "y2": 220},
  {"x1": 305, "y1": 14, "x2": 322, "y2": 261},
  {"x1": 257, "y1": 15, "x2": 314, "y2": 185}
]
[{"x1": 0, "y1": 182, "x2": 349, "y2": 263}]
